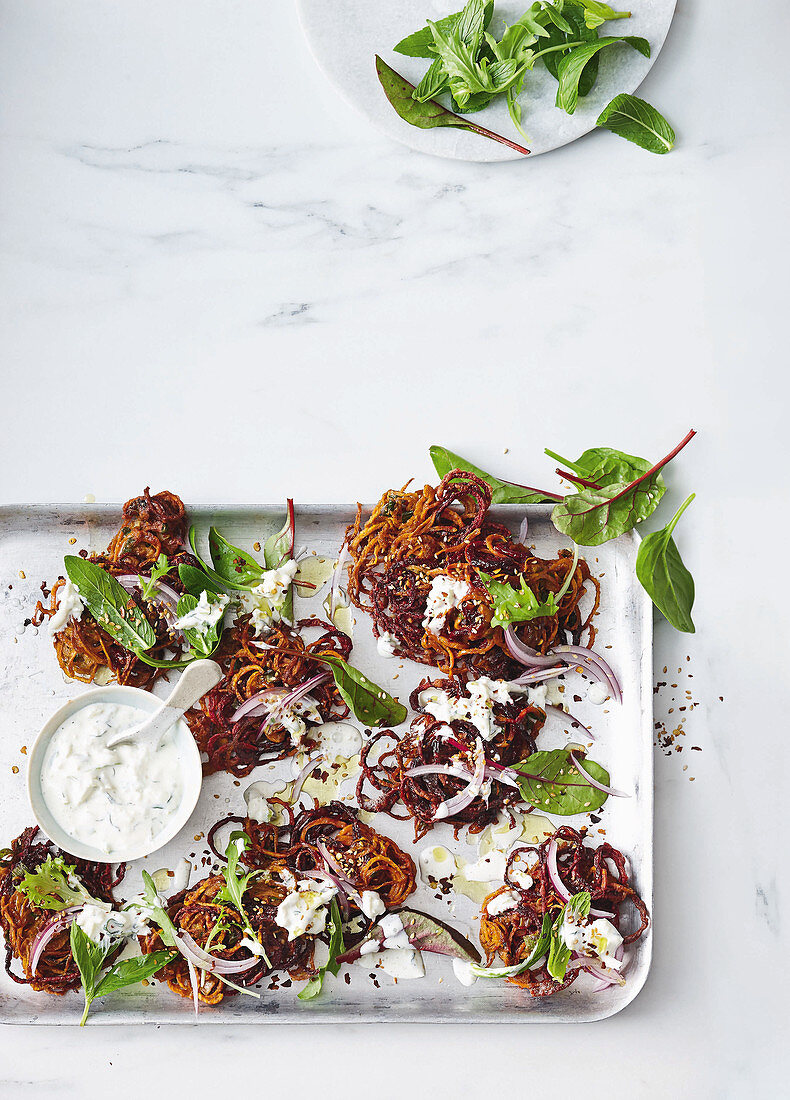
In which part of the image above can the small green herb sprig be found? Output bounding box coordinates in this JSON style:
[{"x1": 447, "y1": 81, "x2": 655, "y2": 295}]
[
  {"x1": 431, "y1": 431, "x2": 697, "y2": 632},
  {"x1": 69, "y1": 922, "x2": 174, "y2": 1026},
  {"x1": 380, "y1": 0, "x2": 675, "y2": 155}
]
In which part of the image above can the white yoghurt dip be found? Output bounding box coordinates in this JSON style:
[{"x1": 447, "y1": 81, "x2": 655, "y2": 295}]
[{"x1": 40, "y1": 702, "x2": 186, "y2": 856}]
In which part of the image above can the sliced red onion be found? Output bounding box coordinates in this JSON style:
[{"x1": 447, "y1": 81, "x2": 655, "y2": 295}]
[
  {"x1": 484, "y1": 765, "x2": 520, "y2": 789},
  {"x1": 504, "y1": 628, "x2": 621, "y2": 703},
  {"x1": 299, "y1": 869, "x2": 351, "y2": 922},
  {"x1": 30, "y1": 909, "x2": 80, "y2": 974},
  {"x1": 569, "y1": 752, "x2": 629, "y2": 799},
  {"x1": 230, "y1": 688, "x2": 286, "y2": 724},
  {"x1": 291, "y1": 755, "x2": 325, "y2": 801},
  {"x1": 512, "y1": 666, "x2": 567, "y2": 686},
  {"x1": 546, "y1": 836, "x2": 613, "y2": 919},
  {"x1": 261, "y1": 672, "x2": 331, "y2": 733},
  {"x1": 176, "y1": 931, "x2": 258, "y2": 975},
  {"x1": 553, "y1": 645, "x2": 622, "y2": 703},
  {"x1": 590, "y1": 944, "x2": 627, "y2": 990},
  {"x1": 328, "y1": 545, "x2": 349, "y2": 621},
  {"x1": 316, "y1": 840, "x2": 357, "y2": 892},
  {"x1": 547, "y1": 708, "x2": 598, "y2": 743},
  {"x1": 434, "y1": 742, "x2": 486, "y2": 820},
  {"x1": 116, "y1": 575, "x2": 181, "y2": 617},
  {"x1": 186, "y1": 957, "x2": 200, "y2": 1015},
  {"x1": 518, "y1": 516, "x2": 529, "y2": 544},
  {"x1": 405, "y1": 763, "x2": 474, "y2": 782}
]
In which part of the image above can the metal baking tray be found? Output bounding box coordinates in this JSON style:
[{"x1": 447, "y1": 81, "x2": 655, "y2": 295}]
[{"x1": 0, "y1": 503, "x2": 653, "y2": 1024}]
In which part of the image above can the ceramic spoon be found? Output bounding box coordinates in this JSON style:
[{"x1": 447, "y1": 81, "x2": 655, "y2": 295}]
[{"x1": 106, "y1": 659, "x2": 223, "y2": 749}]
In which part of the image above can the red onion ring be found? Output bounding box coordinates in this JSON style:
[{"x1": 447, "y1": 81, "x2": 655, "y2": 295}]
[
  {"x1": 504, "y1": 628, "x2": 622, "y2": 703},
  {"x1": 291, "y1": 756, "x2": 325, "y2": 801},
  {"x1": 299, "y1": 869, "x2": 351, "y2": 922},
  {"x1": 230, "y1": 687, "x2": 287, "y2": 723},
  {"x1": 116, "y1": 575, "x2": 181, "y2": 617},
  {"x1": 518, "y1": 516, "x2": 529, "y2": 544},
  {"x1": 511, "y1": 666, "x2": 567, "y2": 686},
  {"x1": 434, "y1": 742, "x2": 486, "y2": 820},
  {"x1": 544, "y1": 704, "x2": 595, "y2": 742},
  {"x1": 569, "y1": 752, "x2": 629, "y2": 798},
  {"x1": 546, "y1": 836, "x2": 613, "y2": 919},
  {"x1": 261, "y1": 672, "x2": 331, "y2": 734},
  {"x1": 30, "y1": 908, "x2": 81, "y2": 974},
  {"x1": 176, "y1": 930, "x2": 258, "y2": 975}
]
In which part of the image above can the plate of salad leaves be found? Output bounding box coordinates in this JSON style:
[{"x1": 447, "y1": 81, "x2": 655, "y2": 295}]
[{"x1": 297, "y1": 0, "x2": 677, "y2": 161}]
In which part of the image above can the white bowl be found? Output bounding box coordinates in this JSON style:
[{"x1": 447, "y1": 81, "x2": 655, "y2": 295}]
[{"x1": 27, "y1": 684, "x2": 203, "y2": 863}]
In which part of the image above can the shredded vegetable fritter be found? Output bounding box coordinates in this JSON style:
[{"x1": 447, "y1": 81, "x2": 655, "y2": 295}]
[
  {"x1": 480, "y1": 827, "x2": 649, "y2": 997},
  {"x1": 0, "y1": 827, "x2": 125, "y2": 995},
  {"x1": 345, "y1": 470, "x2": 599, "y2": 678},
  {"x1": 187, "y1": 616, "x2": 352, "y2": 777}
]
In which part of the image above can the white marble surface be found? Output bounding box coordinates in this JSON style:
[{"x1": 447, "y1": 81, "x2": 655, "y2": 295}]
[{"x1": 0, "y1": 1, "x2": 787, "y2": 1096}]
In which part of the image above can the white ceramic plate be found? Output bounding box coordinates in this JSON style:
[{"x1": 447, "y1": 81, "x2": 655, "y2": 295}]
[{"x1": 297, "y1": 0, "x2": 677, "y2": 161}]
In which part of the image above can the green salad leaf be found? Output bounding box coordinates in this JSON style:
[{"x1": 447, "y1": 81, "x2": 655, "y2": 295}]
[
  {"x1": 514, "y1": 748, "x2": 611, "y2": 815},
  {"x1": 16, "y1": 856, "x2": 95, "y2": 911},
  {"x1": 556, "y1": 36, "x2": 649, "y2": 114},
  {"x1": 636, "y1": 493, "x2": 696, "y2": 632},
  {"x1": 597, "y1": 92, "x2": 675, "y2": 153},
  {"x1": 472, "y1": 912, "x2": 553, "y2": 977},
  {"x1": 576, "y1": 0, "x2": 631, "y2": 29},
  {"x1": 178, "y1": 562, "x2": 227, "y2": 599},
  {"x1": 375, "y1": 56, "x2": 530, "y2": 154},
  {"x1": 317, "y1": 654, "x2": 407, "y2": 728},
  {"x1": 394, "y1": 0, "x2": 495, "y2": 57},
  {"x1": 63, "y1": 556, "x2": 157, "y2": 652},
  {"x1": 209, "y1": 528, "x2": 265, "y2": 588},
  {"x1": 479, "y1": 571, "x2": 559, "y2": 629},
  {"x1": 547, "y1": 890, "x2": 591, "y2": 981},
  {"x1": 298, "y1": 897, "x2": 345, "y2": 1001},
  {"x1": 545, "y1": 444, "x2": 654, "y2": 488},
  {"x1": 70, "y1": 922, "x2": 173, "y2": 1026},
  {"x1": 174, "y1": 592, "x2": 225, "y2": 659},
  {"x1": 138, "y1": 553, "x2": 172, "y2": 602},
  {"x1": 430, "y1": 445, "x2": 561, "y2": 504}
]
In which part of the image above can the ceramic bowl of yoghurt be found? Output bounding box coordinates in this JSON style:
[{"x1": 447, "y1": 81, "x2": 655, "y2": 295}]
[{"x1": 27, "y1": 684, "x2": 203, "y2": 862}]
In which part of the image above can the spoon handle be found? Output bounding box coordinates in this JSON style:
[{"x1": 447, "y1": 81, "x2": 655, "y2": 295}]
[{"x1": 107, "y1": 659, "x2": 223, "y2": 748}]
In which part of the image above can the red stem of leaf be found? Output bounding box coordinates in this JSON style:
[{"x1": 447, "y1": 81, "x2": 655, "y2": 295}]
[
  {"x1": 555, "y1": 469, "x2": 603, "y2": 491},
  {"x1": 581, "y1": 429, "x2": 697, "y2": 509},
  {"x1": 465, "y1": 120, "x2": 530, "y2": 156}
]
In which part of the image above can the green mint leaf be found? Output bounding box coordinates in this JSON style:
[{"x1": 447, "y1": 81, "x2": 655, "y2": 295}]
[
  {"x1": 556, "y1": 36, "x2": 649, "y2": 114},
  {"x1": 547, "y1": 909, "x2": 572, "y2": 981},
  {"x1": 478, "y1": 571, "x2": 559, "y2": 629},
  {"x1": 430, "y1": 445, "x2": 560, "y2": 504},
  {"x1": 635, "y1": 493, "x2": 695, "y2": 632},
  {"x1": 538, "y1": 6, "x2": 599, "y2": 89},
  {"x1": 16, "y1": 856, "x2": 95, "y2": 911},
  {"x1": 393, "y1": 0, "x2": 494, "y2": 57},
  {"x1": 597, "y1": 92, "x2": 675, "y2": 153},
  {"x1": 174, "y1": 592, "x2": 224, "y2": 659},
  {"x1": 63, "y1": 556, "x2": 157, "y2": 652},
  {"x1": 93, "y1": 950, "x2": 176, "y2": 999},
  {"x1": 515, "y1": 748, "x2": 611, "y2": 815},
  {"x1": 374, "y1": 57, "x2": 530, "y2": 154},
  {"x1": 317, "y1": 655, "x2": 407, "y2": 727},
  {"x1": 298, "y1": 897, "x2": 345, "y2": 1001},
  {"x1": 69, "y1": 922, "x2": 110, "y2": 1026},
  {"x1": 473, "y1": 912, "x2": 552, "y2": 978},
  {"x1": 414, "y1": 58, "x2": 450, "y2": 102}
]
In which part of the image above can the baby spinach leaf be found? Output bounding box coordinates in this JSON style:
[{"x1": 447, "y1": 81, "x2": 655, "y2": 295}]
[
  {"x1": 636, "y1": 493, "x2": 696, "y2": 632},
  {"x1": 545, "y1": 445, "x2": 653, "y2": 488},
  {"x1": 539, "y1": 6, "x2": 599, "y2": 92},
  {"x1": 479, "y1": 571, "x2": 558, "y2": 629},
  {"x1": 430, "y1": 444, "x2": 561, "y2": 504},
  {"x1": 209, "y1": 529, "x2": 264, "y2": 588},
  {"x1": 317, "y1": 654, "x2": 407, "y2": 728},
  {"x1": 188, "y1": 527, "x2": 245, "y2": 592},
  {"x1": 178, "y1": 562, "x2": 226, "y2": 599},
  {"x1": 174, "y1": 593, "x2": 223, "y2": 659},
  {"x1": 64, "y1": 556, "x2": 157, "y2": 652},
  {"x1": 556, "y1": 36, "x2": 649, "y2": 114},
  {"x1": 597, "y1": 92, "x2": 675, "y2": 153},
  {"x1": 551, "y1": 430, "x2": 695, "y2": 546},
  {"x1": 375, "y1": 56, "x2": 530, "y2": 155},
  {"x1": 394, "y1": 1, "x2": 494, "y2": 57},
  {"x1": 515, "y1": 748, "x2": 611, "y2": 815},
  {"x1": 298, "y1": 897, "x2": 345, "y2": 1001},
  {"x1": 93, "y1": 951, "x2": 175, "y2": 999}
]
